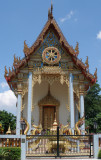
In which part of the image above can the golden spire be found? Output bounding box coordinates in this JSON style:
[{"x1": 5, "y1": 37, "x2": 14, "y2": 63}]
[
  {"x1": 6, "y1": 125, "x2": 11, "y2": 134},
  {"x1": 51, "y1": 0, "x2": 53, "y2": 15}
]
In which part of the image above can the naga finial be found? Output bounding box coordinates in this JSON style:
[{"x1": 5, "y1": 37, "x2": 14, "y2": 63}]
[
  {"x1": 23, "y1": 40, "x2": 29, "y2": 56},
  {"x1": 13, "y1": 54, "x2": 17, "y2": 66},
  {"x1": 12, "y1": 66, "x2": 14, "y2": 72},
  {"x1": 9, "y1": 67, "x2": 12, "y2": 76},
  {"x1": 94, "y1": 68, "x2": 97, "y2": 79},
  {"x1": 75, "y1": 42, "x2": 79, "y2": 56},
  {"x1": 85, "y1": 56, "x2": 89, "y2": 70},
  {"x1": 4, "y1": 66, "x2": 8, "y2": 77}
]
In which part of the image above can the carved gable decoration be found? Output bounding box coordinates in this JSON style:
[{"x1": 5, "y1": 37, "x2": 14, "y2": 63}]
[
  {"x1": 38, "y1": 91, "x2": 60, "y2": 106},
  {"x1": 33, "y1": 30, "x2": 65, "y2": 58},
  {"x1": 5, "y1": 11, "x2": 97, "y2": 90}
]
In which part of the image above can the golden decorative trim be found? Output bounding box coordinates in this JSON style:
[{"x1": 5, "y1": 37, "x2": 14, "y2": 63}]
[
  {"x1": 42, "y1": 66, "x2": 61, "y2": 74},
  {"x1": 38, "y1": 90, "x2": 60, "y2": 106}
]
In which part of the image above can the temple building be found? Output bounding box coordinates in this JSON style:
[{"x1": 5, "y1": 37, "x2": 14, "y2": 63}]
[{"x1": 4, "y1": 5, "x2": 97, "y2": 135}]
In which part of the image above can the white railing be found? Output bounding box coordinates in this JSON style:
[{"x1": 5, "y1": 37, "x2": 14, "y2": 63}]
[
  {"x1": 93, "y1": 134, "x2": 101, "y2": 158},
  {"x1": 0, "y1": 135, "x2": 26, "y2": 160}
]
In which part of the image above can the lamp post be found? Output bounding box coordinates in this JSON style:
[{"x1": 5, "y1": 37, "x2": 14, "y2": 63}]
[
  {"x1": 21, "y1": 120, "x2": 26, "y2": 135},
  {"x1": 94, "y1": 121, "x2": 97, "y2": 134}
]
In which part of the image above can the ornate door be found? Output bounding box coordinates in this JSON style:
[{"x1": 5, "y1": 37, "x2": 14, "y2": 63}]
[{"x1": 43, "y1": 106, "x2": 55, "y2": 129}]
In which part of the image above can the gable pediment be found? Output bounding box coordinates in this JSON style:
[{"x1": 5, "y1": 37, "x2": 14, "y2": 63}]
[{"x1": 5, "y1": 14, "x2": 97, "y2": 89}]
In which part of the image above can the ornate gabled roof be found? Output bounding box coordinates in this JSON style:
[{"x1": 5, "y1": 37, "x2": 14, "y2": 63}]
[{"x1": 4, "y1": 6, "x2": 97, "y2": 86}]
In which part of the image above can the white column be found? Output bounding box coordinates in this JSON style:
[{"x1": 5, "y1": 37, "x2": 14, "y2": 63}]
[
  {"x1": 16, "y1": 94, "x2": 22, "y2": 135},
  {"x1": 80, "y1": 94, "x2": 85, "y2": 134},
  {"x1": 69, "y1": 73, "x2": 75, "y2": 134},
  {"x1": 27, "y1": 72, "x2": 32, "y2": 134}
]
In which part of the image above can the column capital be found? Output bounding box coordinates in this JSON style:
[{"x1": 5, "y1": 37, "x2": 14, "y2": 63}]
[
  {"x1": 68, "y1": 62, "x2": 73, "y2": 71},
  {"x1": 28, "y1": 61, "x2": 33, "y2": 71},
  {"x1": 79, "y1": 84, "x2": 85, "y2": 95},
  {"x1": 17, "y1": 83, "x2": 22, "y2": 94},
  {"x1": 79, "y1": 74, "x2": 84, "y2": 83}
]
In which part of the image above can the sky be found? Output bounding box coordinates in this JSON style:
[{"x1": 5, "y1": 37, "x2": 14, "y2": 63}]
[{"x1": 0, "y1": 0, "x2": 101, "y2": 115}]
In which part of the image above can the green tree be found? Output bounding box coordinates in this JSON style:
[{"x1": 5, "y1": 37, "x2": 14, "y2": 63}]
[
  {"x1": 0, "y1": 110, "x2": 16, "y2": 134},
  {"x1": 85, "y1": 82, "x2": 101, "y2": 133}
]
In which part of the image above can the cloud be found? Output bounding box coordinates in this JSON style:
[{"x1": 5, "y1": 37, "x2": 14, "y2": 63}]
[
  {"x1": 0, "y1": 90, "x2": 17, "y2": 115},
  {"x1": 0, "y1": 82, "x2": 9, "y2": 89},
  {"x1": 97, "y1": 31, "x2": 101, "y2": 39},
  {"x1": 60, "y1": 11, "x2": 74, "y2": 23}
]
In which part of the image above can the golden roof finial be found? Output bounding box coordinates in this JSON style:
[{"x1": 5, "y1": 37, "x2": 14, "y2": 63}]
[
  {"x1": 23, "y1": 40, "x2": 29, "y2": 56},
  {"x1": 9, "y1": 67, "x2": 12, "y2": 76},
  {"x1": 85, "y1": 56, "x2": 89, "y2": 69},
  {"x1": 51, "y1": 0, "x2": 53, "y2": 15},
  {"x1": 94, "y1": 68, "x2": 97, "y2": 79},
  {"x1": 12, "y1": 66, "x2": 14, "y2": 72},
  {"x1": 48, "y1": 0, "x2": 53, "y2": 20},
  {"x1": 13, "y1": 54, "x2": 17, "y2": 66},
  {"x1": 4, "y1": 66, "x2": 8, "y2": 77},
  {"x1": 75, "y1": 42, "x2": 79, "y2": 56}
]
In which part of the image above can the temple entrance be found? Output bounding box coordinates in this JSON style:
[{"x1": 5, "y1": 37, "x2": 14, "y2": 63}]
[{"x1": 43, "y1": 106, "x2": 56, "y2": 129}]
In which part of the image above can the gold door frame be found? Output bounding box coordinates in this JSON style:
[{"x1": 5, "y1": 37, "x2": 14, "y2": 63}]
[{"x1": 38, "y1": 91, "x2": 60, "y2": 127}]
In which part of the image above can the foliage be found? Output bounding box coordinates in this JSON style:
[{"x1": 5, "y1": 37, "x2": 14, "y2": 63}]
[
  {"x1": 98, "y1": 149, "x2": 101, "y2": 159},
  {"x1": 85, "y1": 82, "x2": 101, "y2": 133},
  {"x1": 0, "y1": 148, "x2": 9, "y2": 159},
  {"x1": 0, "y1": 147, "x2": 21, "y2": 160},
  {"x1": 0, "y1": 110, "x2": 16, "y2": 134}
]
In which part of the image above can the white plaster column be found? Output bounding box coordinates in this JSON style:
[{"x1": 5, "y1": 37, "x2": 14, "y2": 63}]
[
  {"x1": 27, "y1": 71, "x2": 32, "y2": 134},
  {"x1": 80, "y1": 93, "x2": 85, "y2": 134},
  {"x1": 69, "y1": 73, "x2": 75, "y2": 133},
  {"x1": 16, "y1": 94, "x2": 22, "y2": 135}
]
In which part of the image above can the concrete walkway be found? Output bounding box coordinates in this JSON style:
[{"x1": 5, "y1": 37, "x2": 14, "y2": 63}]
[{"x1": 26, "y1": 158, "x2": 96, "y2": 160}]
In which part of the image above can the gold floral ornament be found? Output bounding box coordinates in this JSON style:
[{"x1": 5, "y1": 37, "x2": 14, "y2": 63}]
[{"x1": 42, "y1": 47, "x2": 61, "y2": 65}]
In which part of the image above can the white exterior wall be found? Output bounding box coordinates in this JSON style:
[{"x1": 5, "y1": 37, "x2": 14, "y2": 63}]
[
  {"x1": 51, "y1": 82, "x2": 69, "y2": 125},
  {"x1": 32, "y1": 81, "x2": 49, "y2": 126},
  {"x1": 23, "y1": 80, "x2": 69, "y2": 126}
]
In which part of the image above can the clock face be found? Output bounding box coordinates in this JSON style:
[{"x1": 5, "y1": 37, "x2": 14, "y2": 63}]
[{"x1": 42, "y1": 47, "x2": 61, "y2": 64}]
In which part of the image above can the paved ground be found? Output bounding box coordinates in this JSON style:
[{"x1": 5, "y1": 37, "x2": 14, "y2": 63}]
[{"x1": 26, "y1": 158, "x2": 96, "y2": 160}]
